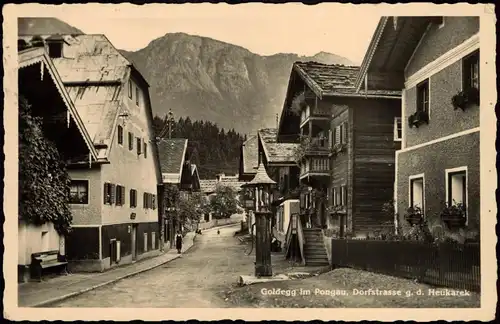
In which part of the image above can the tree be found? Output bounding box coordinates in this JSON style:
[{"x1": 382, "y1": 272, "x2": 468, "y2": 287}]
[
  {"x1": 209, "y1": 184, "x2": 239, "y2": 219},
  {"x1": 18, "y1": 96, "x2": 73, "y2": 235},
  {"x1": 178, "y1": 191, "x2": 209, "y2": 227}
]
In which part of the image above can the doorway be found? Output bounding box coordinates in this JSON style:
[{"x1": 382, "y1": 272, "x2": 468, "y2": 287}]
[{"x1": 131, "y1": 224, "x2": 138, "y2": 261}]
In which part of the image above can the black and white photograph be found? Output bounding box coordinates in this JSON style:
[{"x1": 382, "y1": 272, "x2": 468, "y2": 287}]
[{"x1": 3, "y1": 2, "x2": 497, "y2": 322}]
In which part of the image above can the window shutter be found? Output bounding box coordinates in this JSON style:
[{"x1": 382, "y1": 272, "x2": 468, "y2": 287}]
[
  {"x1": 300, "y1": 192, "x2": 305, "y2": 208},
  {"x1": 342, "y1": 186, "x2": 347, "y2": 206},
  {"x1": 110, "y1": 184, "x2": 116, "y2": 204},
  {"x1": 342, "y1": 123, "x2": 348, "y2": 144},
  {"x1": 103, "y1": 183, "x2": 108, "y2": 204},
  {"x1": 152, "y1": 195, "x2": 156, "y2": 210},
  {"x1": 137, "y1": 138, "x2": 142, "y2": 155},
  {"x1": 143, "y1": 192, "x2": 147, "y2": 208},
  {"x1": 130, "y1": 189, "x2": 134, "y2": 208},
  {"x1": 335, "y1": 126, "x2": 341, "y2": 145},
  {"x1": 121, "y1": 186, "x2": 125, "y2": 205},
  {"x1": 328, "y1": 130, "x2": 333, "y2": 148},
  {"x1": 144, "y1": 142, "x2": 147, "y2": 158}
]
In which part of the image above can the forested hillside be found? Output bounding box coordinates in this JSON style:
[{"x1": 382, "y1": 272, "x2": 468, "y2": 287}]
[{"x1": 153, "y1": 116, "x2": 245, "y2": 179}]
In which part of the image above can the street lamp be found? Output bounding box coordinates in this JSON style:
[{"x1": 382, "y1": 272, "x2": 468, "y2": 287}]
[{"x1": 242, "y1": 160, "x2": 276, "y2": 277}]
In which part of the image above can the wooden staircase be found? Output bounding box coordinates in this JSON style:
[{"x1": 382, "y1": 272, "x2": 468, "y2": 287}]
[{"x1": 302, "y1": 228, "x2": 329, "y2": 266}]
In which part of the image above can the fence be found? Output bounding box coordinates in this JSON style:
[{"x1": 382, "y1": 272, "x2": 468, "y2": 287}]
[{"x1": 330, "y1": 239, "x2": 480, "y2": 292}]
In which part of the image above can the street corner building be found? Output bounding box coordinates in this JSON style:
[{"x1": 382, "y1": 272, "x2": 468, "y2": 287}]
[
  {"x1": 157, "y1": 137, "x2": 201, "y2": 244},
  {"x1": 17, "y1": 32, "x2": 164, "y2": 276},
  {"x1": 357, "y1": 16, "x2": 480, "y2": 234}
]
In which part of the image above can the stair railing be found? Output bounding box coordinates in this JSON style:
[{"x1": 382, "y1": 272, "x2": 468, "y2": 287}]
[
  {"x1": 295, "y1": 213, "x2": 306, "y2": 265},
  {"x1": 284, "y1": 213, "x2": 296, "y2": 259}
]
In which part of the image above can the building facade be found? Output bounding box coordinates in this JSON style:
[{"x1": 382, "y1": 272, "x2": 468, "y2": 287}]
[
  {"x1": 18, "y1": 34, "x2": 163, "y2": 272},
  {"x1": 356, "y1": 16, "x2": 480, "y2": 235}
]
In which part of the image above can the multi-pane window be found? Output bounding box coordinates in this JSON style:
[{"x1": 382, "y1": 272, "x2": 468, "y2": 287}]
[
  {"x1": 394, "y1": 117, "x2": 402, "y2": 141},
  {"x1": 115, "y1": 185, "x2": 125, "y2": 206},
  {"x1": 416, "y1": 80, "x2": 429, "y2": 114},
  {"x1": 447, "y1": 170, "x2": 467, "y2": 207},
  {"x1": 130, "y1": 189, "x2": 137, "y2": 208},
  {"x1": 333, "y1": 185, "x2": 346, "y2": 206},
  {"x1": 463, "y1": 50, "x2": 480, "y2": 91},
  {"x1": 103, "y1": 182, "x2": 116, "y2": 205},
  {"x1": 128, "y1": 132, "x2": 134, "y2": 151},
  {"x1": 410, "y1": 177, "x2": 424, "y2": 209},
  {"x1": 69, "y1": 180, "x2": 89, "y2": 204},
  {"x1": 142, "y1": 192, "x2": 157, "y2": 209},
  {"x1": 117, "y1": 125, "x2": 123, "y2": 145}
]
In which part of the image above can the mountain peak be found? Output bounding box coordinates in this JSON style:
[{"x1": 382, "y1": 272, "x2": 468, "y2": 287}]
[{"x1": 18, "y1": 17, "x2": 84, "y2": 36}]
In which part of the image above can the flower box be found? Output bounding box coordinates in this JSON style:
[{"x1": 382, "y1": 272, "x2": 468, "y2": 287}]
[
  {"x1": 404, "y1": 206, "x2": 423, "y2": 226},
  {"x1": 440, "y1": 203, "x2": 467, "y2": 229},
  {"x1": 408, "y1": 111, "x2": 429, "y2": 128},
  {"x1": 451, "y1": 87, "x2": 479, "y2": 110}
]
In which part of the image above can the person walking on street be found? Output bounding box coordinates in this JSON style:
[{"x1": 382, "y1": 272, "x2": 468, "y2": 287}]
[{"x1": 175, "y1": 230, "x2": 183, "y2": 254}]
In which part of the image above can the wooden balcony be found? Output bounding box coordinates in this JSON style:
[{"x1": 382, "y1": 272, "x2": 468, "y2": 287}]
[
  {"x1": 299, "y1": 157, "x2": 330, "y2": 180},
  {"x1": 300, "y1": 105, "x2": 331, "y2": 128}
]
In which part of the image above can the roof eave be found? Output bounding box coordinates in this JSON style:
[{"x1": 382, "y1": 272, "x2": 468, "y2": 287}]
[
  {"x1": 355, "y1": 16, "x2": 390, "y2": 92},
  {"x1": 292, "y1": 63, "x2": 324, "y2": 99}
]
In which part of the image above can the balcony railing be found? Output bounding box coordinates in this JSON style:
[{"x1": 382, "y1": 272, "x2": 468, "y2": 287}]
[
  {"x1": 300, "y1": 157, "x2": 330, "y2": 177},
  {"x1": 300, "y1": 105, "x2": 331, "y2": 125}
]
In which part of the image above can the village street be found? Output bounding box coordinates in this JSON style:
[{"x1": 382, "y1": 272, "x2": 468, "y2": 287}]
[{"x1": 52, "y1": 225, "x2": 250, "y2": 308}]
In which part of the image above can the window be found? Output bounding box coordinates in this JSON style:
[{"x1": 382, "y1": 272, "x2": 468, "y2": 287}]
[
  {"x1": 47, "y1": 42, "x2": 63, "y2": 58},
  {"x1": 117, "y1": 125, "x2": 123, "y2": 145},
  {"x1": 152, "y1": 194, "x2": 156, "y2": 210},
  {"x1": 144, "y1": 192, "x2": 153, "y2": 209},
  {"x1": 103, "y1": 182, "x2": 116, "y2": 205},
  {"x1": 130, "y1": 189, "x2": 137, "y2": 208},
  {"x1": 409, "y1": 176, "x2": 424, "y2": 209},
  {"x1": 136, "y1": 86, "x2": 140, "y2": 106},
  {"x1": 463, "y1": 50, "x2": 479, "y2": 91},
  {"x1": 446, "y1": 168, "x2": 467, "y2": 207},
  {"x1": 144, "y1": 142, "x2": 148, "y2": 158},
  {"x1": 128, "y1": 80, "x2": 133, "y2": 99},
  {"x1": 70, "y1": 180, "x2": 88, "y2": 204},
  {"x1": 115, "y1": 185, "x2": 125, "y2": 206},
  {"x1": 128, "y1": 132, "x2": 134, "y2": 151},
  {"x1": 416, "y1": 80, "x2": 429, "y2": 114},
  {"x1": 394, "y1": 117, "x2": 402, "y2": 141},
  {"x1": 137, "y1": 137, "x2": 142, "y2": 155}
]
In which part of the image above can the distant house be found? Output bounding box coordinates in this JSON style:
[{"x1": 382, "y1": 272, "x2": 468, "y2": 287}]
[
  {"x1": 238, "y1": 135, "x2": 259, "y2": 182},
  {"x1": 199, "y1": 173, "x2": 244, "y2": 223},
  {"x1": 18, "y1": 34, "x2": 163, "y2": 272},
  {"x1": 357, "y1": 16, "x2": 480, "y2": 234},
  {"x1": 257, "y1": 128, "x2": 300, "y2": 243},
  {"x1": 157, "y1": 138, "x2": 200, "y2": 243}
]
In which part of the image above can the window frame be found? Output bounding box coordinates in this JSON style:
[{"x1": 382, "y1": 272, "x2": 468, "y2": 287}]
[
  {"x1": 408, "y1": 174, "x2": 425, "y2": 212},
  {"x1": 135, "y1": 86, "x2": 140, "y2": 106},
  {"x1": 128, "y1": 132, "x2": 134, "y2": 151},
  {"x1": 445, "y1": 167, "x2": 468, "y2": 225},
  {"x1": 130, "y1": 189, "x2": 137, "y2": 208},
  {"x1": 115, "y1": 185, "x2": 125, "y2": 206},
  {"x1": 394, "y1": 117, "x2": 402, "y2": 141},
  {"x1": 462, "y1": 50, "x2": 480, "y2": 92},
  {"x1": 137, "y1": 137, "x2": 142, "y2": 155},
  {"x1": 69, "y1": 180, "x2": 89, "y2": 204},
  {"x1": 117, "y1": 125, "x2": 124, "y2": 145},
  {"x1": 416, "y1": 79, "x2": 429, "y2": 115}
]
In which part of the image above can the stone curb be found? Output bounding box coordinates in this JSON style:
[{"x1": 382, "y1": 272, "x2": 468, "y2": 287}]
[{"x1": 29, "y1": 233, "x2": 198, "y2": 308}]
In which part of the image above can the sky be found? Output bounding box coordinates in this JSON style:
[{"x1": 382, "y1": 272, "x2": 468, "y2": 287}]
[{"x1": 39, "y1": 3, "x2": 386, "y2": 64}]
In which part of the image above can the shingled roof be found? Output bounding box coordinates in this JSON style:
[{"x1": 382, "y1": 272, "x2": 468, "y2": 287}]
[
  {"x1": 158, "y1": 138, "x2": 188, "y2": 184},
  {"x1": 200, "y1": 179, "x2": 217, "y2": 194},
  {"x1": 258, "y1": 128, "x2": 298, "y2": 164},
  {"x1": 241, "y1": 135, "x2": 259, "y2": 175},
  {"x1": 293, "y1": 61, "x2": 360, "y2": 98},
  {"x1": 23, "y1": 34, "x2": 149, "y2": 160}
]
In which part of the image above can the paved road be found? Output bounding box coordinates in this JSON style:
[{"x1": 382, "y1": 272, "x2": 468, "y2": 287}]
[{"x1": 53, "y1": 225, "x2": 254, "y2": 308}]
